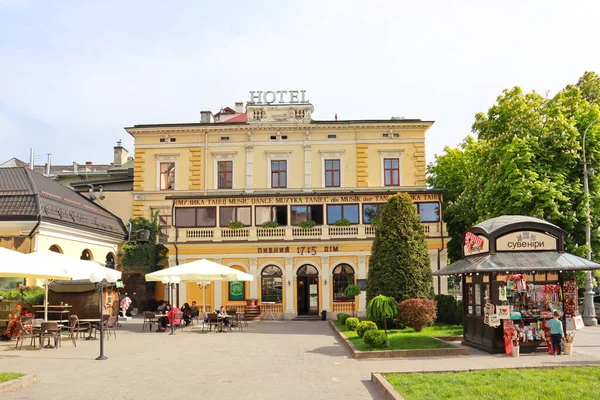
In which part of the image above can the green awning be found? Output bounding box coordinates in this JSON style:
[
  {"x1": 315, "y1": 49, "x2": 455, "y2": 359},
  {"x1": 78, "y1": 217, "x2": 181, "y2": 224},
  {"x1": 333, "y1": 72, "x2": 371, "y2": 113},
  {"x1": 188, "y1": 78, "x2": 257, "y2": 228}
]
[{"x1": 433, "y1": 251, "x2": 600, "y2": 276}]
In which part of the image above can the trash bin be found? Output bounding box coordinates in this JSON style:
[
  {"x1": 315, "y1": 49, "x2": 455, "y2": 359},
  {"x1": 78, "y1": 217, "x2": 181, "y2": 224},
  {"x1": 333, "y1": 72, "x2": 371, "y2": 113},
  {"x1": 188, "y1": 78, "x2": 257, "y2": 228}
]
[{"x1": 321, "y1": 310, "x2": 327, "y2": 321}]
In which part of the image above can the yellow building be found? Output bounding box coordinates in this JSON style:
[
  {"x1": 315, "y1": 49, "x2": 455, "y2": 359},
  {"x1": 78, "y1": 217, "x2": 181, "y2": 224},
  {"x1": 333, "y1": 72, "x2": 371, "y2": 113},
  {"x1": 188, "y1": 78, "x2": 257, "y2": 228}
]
[
  {"x1": 126, "y1": 92, "x2": 448, "y2": 319},
  {"x1": 0, "y1": 166, "x2": 127, "y2": 289}
]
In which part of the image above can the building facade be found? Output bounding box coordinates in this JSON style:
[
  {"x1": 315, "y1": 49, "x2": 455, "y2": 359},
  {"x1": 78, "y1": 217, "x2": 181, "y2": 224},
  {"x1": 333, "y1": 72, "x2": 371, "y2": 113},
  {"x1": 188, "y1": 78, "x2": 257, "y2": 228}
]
[
  {"x1": 126, "y1": 93, "x2": 448, "y2": 318},
  {"x1": 0, "y1": 167, "x2": 127, "y2": 289}
]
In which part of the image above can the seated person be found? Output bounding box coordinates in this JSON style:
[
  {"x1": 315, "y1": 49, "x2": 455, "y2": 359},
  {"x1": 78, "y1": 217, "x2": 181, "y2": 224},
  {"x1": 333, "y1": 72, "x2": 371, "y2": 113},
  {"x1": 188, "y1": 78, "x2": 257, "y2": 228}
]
[
  {"x1": 216, "y1": 305, "x2": 230, "y2": 330},
  {"x1": 156, "y1": 304, "x2": 181, "y2": 332},
  {"x1": 2, "y1": 308, "x2": 31, "y2": 340},
  {"x1": 156, "y1": 300, "x2": 167, "y2": 313},
  {"x1": 181, "y1": 302, "x2": 192, "y2": 326},
  {"x1": 190, "y1": 301, "x2": 199, "y2": 318}
]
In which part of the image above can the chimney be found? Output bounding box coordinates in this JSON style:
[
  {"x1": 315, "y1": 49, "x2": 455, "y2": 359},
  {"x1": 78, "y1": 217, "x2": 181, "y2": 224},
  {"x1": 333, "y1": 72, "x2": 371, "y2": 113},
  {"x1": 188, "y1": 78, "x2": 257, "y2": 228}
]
[
  {"x1": 235, "y1": 102, "x2": 244, "y2": 114},
  {"x1": 113, "y1": 139, "x2": 129, "y2": 167},
  {"x1": 86, "y1": 161, "x2": 92, "y2": 166},
  {"x1": 45, "y1": 153, "x2": 52, "y2": 176},
  {"x1": 73, "y1": 162, "x2": 78, "y2": 175},
  {"x1": 29, "y1": 148, "x2": 34, "y2": 170},
  {"x1": 200, "y1": 110, "x2": 215, "y2": 123}
]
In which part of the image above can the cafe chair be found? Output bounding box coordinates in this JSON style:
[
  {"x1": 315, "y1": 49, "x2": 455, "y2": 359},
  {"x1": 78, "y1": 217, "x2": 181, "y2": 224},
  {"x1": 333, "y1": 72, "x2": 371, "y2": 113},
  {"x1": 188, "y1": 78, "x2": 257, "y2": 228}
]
[
  {"x1": 103, "y1": 316, "x2": 118, "y2": 339},
  {"x1": 39, "y1": 322, "x2": 61, "y2": 350},
  {"x1": 67, "y1": 315, "x2": 91, "y2": 343},
  {"x1": 204, "y1": 313, "x2": 222, "y2": 332},
  {"x1": 15, "y1": 321, "x2": 37, "y2": 350},
  {"x1": 173, "y1": 312, "x2": 185, "y2": 331},
  {"x1": 142, "y1": 311, "x2": 157, "y2": 332}
]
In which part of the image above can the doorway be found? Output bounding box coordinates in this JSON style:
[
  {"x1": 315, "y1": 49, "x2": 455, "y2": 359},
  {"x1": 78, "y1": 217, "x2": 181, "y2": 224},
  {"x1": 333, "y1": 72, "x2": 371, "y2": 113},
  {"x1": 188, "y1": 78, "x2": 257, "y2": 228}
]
[{"x1": 297, "y1": 265, "x2": 319, "y2": 315}]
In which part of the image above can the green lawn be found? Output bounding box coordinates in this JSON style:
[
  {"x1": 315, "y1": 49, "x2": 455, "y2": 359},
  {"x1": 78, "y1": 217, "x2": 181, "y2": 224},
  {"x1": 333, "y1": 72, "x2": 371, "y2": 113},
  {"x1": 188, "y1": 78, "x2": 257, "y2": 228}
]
[
  {"x1": 0, "y1": 372, "x2": 24, "y2": 384},
  {"x1": 334, "y1": 321, "x2": 462, "y2": 351},
  {"x1": 384, "y1": 367, "x2": 600, "y2": 400}
]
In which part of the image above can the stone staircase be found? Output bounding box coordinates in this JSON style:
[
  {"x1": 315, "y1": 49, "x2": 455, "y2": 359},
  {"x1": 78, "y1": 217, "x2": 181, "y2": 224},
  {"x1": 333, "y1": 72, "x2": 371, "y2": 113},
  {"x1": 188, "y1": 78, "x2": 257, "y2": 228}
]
[{"x1": 244, "y1": 306, "x2": 261, "y2": 321}]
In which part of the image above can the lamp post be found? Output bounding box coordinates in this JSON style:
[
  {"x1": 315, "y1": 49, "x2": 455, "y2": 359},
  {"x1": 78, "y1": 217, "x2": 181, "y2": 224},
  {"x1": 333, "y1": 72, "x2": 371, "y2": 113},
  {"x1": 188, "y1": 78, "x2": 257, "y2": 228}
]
[
  {"x1": 90, "y1": 271, "x2": 118, "y2": 360},
  {"x1": 582, "y1": 117, "x2": 599, "y2": 326},
  {"x1": 161, "y1": 276, "x2": 181, "y2": 335}
]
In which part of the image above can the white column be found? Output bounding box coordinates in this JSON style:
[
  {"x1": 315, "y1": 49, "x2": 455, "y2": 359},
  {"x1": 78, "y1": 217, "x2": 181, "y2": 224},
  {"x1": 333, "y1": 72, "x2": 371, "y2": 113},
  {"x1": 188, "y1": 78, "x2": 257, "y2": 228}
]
[
  {"x1": 439, "y1": 249, "x2": 448, "y2": 295},
  {"x1": 213, "y1": 257, "x2": 223, "y2": 309},
  {"x1": 249, "y1": 258, "x2": 258, "y2": 298},
  {"x1": 303, "y1": 144, "x2": 312, "y2": 191},
  {"x1": 284, "y1": 256, "x2": 295, "y2": 319},
  {"x1": 321, "y1": 256, "x2": 331, "y2": 314},
  {"x1": 358, "y1": 254, "x2": 367, "y2": 318},
  {"x1": 429, "y1": 250, "x2": 445, "y2": 295},
  {"x1": 245, "y1": 143, "x2": 254, "y2": 192}
]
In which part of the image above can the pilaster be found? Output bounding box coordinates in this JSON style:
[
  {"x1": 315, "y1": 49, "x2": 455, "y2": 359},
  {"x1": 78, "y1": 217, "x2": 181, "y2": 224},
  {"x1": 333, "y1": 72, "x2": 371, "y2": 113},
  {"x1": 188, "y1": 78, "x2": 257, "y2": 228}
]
[
  {"x1": 358, "y1": 254, "x2": 367, "y2": 318},
  {"x1": 303, "y1": 144, "x2": 312, "y2": 191},
  {"x1": 249, "y1": 258, "x2": 258, "y2": 298},
  {"x1": 284, "y1": 256, "x2": 295, "y2": 319},
  {"x1": 321, "y1": 256, "x2": 331, "y2": 313},
  {"x1": 245, "y1": 143, "x2": 254, "y2": 192}
]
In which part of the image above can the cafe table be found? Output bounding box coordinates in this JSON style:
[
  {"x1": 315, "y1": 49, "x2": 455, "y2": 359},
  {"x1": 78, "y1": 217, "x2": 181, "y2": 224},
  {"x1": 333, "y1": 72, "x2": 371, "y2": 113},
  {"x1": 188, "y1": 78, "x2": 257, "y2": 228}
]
[{"x1": 78, "y1": 319, "x2": 101, "y2": 340}]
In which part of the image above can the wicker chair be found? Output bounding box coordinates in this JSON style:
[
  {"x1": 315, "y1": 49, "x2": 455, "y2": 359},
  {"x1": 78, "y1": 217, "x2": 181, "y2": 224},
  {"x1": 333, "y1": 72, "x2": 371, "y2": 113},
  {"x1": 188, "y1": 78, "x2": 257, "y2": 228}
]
[
  {"x1": 15, "y1": 321, "x2": 37, "y2": 350},
  {"x1": 143, "y1": 311, "x2": 157, "y2": 332}
]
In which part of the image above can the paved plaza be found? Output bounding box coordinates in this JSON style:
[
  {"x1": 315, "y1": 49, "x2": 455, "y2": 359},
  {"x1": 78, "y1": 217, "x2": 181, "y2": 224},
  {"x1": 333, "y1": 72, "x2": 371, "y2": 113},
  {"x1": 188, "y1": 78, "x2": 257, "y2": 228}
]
[{"x1": 2, "y1": 320, "x2": 600, "y2": 400}]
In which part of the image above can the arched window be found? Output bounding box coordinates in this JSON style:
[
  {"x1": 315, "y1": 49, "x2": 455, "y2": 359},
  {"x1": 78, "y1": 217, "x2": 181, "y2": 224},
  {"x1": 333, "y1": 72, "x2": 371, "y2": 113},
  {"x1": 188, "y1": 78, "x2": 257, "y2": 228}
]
[
  {"x1": 333, "y1": 263, "x2": 355, "y2": 301},
  {"x1": 81, "y1": 249, "x2": 92, "y2": 261},
  {"x1": 49, "y1": 245, "x2": 62, "y2": 253},
  {"x1": 105, "y1": 252, "x2": 115, "y2": 269},
  {"x1": 261, "y1": 265, "x2": 283, "y2": 303},
  {"x1": 296, "y1": 265, "x2": 318, "y2": 276}
]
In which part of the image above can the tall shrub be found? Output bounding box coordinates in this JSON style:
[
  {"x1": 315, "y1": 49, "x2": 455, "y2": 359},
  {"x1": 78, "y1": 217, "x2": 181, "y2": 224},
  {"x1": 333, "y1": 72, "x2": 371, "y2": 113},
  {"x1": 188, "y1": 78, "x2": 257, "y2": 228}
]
[
  {"x1": 398, "y1": 298, "x2": 437, "y2": 332},
  {"x1": 343, "y1": 284, "x2": 361, "y2": 317},
  {"x1": 366, "y1": 193, "x2": 433, "y2": 303},
  {"x1": 435, "y1": 294, "x2": 462, "y2": 324}
]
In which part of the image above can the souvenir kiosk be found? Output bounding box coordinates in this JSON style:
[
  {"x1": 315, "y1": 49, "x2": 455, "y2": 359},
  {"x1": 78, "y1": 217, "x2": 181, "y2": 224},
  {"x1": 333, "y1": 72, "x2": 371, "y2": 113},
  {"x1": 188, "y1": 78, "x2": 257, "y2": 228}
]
[{"x1": 434, "y1": 215, "x2": 600, "y2": 354}]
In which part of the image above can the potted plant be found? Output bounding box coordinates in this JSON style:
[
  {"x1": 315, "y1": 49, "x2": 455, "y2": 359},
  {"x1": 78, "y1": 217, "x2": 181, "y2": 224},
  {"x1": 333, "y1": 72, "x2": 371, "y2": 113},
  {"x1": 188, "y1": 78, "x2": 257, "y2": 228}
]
[
  {"x1": 299, "y1": 220, "x2": 316, "y2": 229},
  {"x1": 367, "y1": 295, "x2": 398, "y2": 340},
  {"x1": 228, "y1": 221, "x2": 245, "y2": 229},
  {"x1": 344, "y1": 284, "x2": 361, "y2": 317},
  {"x1": 255, "y1": 298, "x2": 261, "y2": 307},
  {"x1": 261, "y1": 221, "x2": 279, "y2": 228},
  {"x1": 246, "y1": 298, "x2": 255, "y2": 306},
  {"x1": 563, "y1": 332, "x2": 575, "y2": 355},
  {"x1": 333, "y1": 218, "x2": 351, "y2": 226}
]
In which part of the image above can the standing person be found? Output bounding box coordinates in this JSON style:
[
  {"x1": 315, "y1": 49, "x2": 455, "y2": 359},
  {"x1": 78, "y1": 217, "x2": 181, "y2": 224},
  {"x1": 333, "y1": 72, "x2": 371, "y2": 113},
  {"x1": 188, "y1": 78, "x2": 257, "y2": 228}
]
[
  {"x1": 120, "y1": 293, "x2": 132, "y2": 318},
  {"x1": 548, "y1": 311, "x2": 565, "y2": 355}
]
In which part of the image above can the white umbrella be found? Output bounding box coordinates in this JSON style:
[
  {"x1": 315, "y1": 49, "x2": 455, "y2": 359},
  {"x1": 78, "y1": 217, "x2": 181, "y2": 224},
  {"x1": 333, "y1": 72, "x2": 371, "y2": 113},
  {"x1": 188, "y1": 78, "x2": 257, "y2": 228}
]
[
  {"x1": 25, "y1": 250, "x2": 122, "y2": 320},
  {"x1": 145, "y1": 258, "x2": 254, "y2": 314},
  {"x1": 0, "y1": 248, "x2": 72, "y2": 321}
]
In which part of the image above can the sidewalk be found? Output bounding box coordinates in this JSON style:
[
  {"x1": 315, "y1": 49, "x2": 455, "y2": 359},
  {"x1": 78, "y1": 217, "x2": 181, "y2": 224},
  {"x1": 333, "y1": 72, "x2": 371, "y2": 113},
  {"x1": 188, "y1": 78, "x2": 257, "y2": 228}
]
[{"x1": 1, "y1": 321, "x2": 599, "y2": 400}]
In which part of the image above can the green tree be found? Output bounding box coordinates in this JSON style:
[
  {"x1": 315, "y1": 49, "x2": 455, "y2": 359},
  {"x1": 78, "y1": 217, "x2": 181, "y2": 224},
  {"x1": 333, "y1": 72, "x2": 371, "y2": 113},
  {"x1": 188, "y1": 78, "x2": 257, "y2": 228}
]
[
  {"x1": 122, "y1": 212, "x2": 169, "y2": 273},
  {"x1": 366, "y1": 193, "x2": 433, "y2": 302},
  {"x1": 366, "y1": 295, "x2": 398, "y2": 337},
  {"x1": 343, "y1": 284, "x2": 361, "y2": 317},
  {"x1": 427, "y1": 72, "x2": 600, "y2": 273}
]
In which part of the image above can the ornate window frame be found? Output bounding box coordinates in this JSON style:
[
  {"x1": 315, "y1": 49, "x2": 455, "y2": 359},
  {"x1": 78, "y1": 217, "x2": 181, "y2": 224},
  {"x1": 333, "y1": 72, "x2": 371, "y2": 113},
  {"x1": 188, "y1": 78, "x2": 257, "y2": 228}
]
[
  {"x1": 320, "y1": 150, "x2": 345, "y2": 188},
  {"x1": 212, "y1": 151, "x2": 238, "y2": 190},
  {"x1": 379, "y1": 150, "x2": 403, "y2": 187},
  {"x1": 155, "y1": 153, "x2": 179, "y2": 191},
  {"x1": 265, "y1": 150, "x2": 292, "y2": 188}
]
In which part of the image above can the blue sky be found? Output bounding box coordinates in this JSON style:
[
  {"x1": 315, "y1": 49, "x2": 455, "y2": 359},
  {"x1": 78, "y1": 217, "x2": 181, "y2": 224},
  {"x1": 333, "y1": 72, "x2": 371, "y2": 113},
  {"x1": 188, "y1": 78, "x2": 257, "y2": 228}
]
[{"x1": 1, "y1": 0, "x2": 599, "y2": 166}]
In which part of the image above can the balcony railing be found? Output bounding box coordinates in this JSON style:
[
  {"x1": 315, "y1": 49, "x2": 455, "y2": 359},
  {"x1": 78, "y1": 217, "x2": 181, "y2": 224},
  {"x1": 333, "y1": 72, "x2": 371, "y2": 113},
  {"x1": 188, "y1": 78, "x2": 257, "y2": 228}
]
[{"x1": 175, "y1": 222, "x2": 446, "y2": 242}]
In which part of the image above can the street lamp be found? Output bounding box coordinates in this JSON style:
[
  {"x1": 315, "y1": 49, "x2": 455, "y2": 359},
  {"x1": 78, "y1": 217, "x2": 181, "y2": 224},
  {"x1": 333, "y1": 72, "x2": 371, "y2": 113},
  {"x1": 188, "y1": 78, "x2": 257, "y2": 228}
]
[
  {"x1": 161, "y1": 276, "x2": 181, "y2": 335},
  {"x1": 582, "y1": 117, "x2": 599, "y2": 326},
  {"x1": 89, "y1": 270, "x2": 118, "y2": 360}
]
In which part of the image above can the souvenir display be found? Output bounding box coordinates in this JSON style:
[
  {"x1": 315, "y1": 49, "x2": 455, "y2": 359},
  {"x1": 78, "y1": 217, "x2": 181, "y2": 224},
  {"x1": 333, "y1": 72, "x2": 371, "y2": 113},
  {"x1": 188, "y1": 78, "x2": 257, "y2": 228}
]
[{"x1": 562, "y1": 279, "x2": 578, "y2": 318}]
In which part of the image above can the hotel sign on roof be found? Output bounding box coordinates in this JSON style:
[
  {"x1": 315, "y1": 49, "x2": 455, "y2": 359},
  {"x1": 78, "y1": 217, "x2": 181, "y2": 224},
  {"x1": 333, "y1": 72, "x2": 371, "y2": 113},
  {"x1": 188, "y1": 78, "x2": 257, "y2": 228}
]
[{"x1": 173, "y1": 193, "x2": 440, "y2": 207}]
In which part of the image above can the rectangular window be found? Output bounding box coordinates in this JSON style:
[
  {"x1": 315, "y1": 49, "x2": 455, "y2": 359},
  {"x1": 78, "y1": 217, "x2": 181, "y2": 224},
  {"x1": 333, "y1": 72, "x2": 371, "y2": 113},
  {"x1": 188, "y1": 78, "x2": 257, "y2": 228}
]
[
  {"x1": 327, "y1": 134, "x2": 337, "y2": 140},
  {"x1": 217, "y1": 161, "x2": 233, "y2": 189},
  {"x1": 271, "y1": 160, "x2": 287, "y2": 188},
  {"x1": 196, "y1": 207, "x2": 217, "y2": 227},
  {"x1": 255, "y1": 205, "x2": 288, "y2": 226},
  {"x1": 160, "y1": 162, "x2": 175, "y2": 190},
  {"x1": 418, "y1": 202, "x2": 440, "y2": 222},
  {"x1": 384, "y1": 158, "x2": 399, "y2": 186},
  {"x1": 324, "y1": 160, "x2": 340, "y2": 187},
  {"x1": 220, "y1": 136, "x2": 230, "y2": 142},
  {"x1": 327, "y1": 204, "x2": 359, "y2": 225},
  {"x1": 158, "y1": 215, "x2": 172, "y2": 243},
  {"x1": 174, "y1": 208, "x2": 216, "y2": 227},
  {"x1": 290, "y1": 205, "x2": 324, "y2": 225},
  {"x1": 174, "y1": 208, "x2": 195, "y2": 228},
  {"x1": 363, "y1": 204, "x2": 384, "y2": 224},
  {"x1": 220, "y1": 206, "x2": 251, "y2": 227}
]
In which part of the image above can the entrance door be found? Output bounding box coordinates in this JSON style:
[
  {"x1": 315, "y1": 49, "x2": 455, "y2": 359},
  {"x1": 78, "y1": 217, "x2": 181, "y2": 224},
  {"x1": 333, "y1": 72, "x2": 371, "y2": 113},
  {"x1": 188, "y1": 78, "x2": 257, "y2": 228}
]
[{"x1": 297, "y1": 265, "x2": 319, "y2": 315}]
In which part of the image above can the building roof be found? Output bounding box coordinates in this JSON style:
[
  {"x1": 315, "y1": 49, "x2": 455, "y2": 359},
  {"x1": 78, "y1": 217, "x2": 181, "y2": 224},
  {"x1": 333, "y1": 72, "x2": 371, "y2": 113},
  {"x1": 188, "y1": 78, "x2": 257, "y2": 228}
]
[
  {"x1": 126, "y1": 118, "x2": 433, "y2": 130},
  {"x1": 0, "y1": 158, "x2": 30, "y2": 168},
  {"x1": 433, "y1": 251, "x2": 600, "y2": 275},
  {"x1": 473, "y1": 215, "x2": 563, "y2": 235},
  {"x1": 0, "y1": 167, "x2": 127, "y2": 239},
  {"x1": 223, "y1": 112, "x2": 248, "y2": 123}
]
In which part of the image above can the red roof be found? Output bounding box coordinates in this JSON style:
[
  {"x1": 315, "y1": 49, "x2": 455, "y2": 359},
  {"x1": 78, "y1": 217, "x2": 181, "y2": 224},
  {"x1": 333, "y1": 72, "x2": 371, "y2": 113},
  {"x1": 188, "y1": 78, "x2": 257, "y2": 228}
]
[{"x1": 223, "y1": 113, "x2": 247, "y2": 123}]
